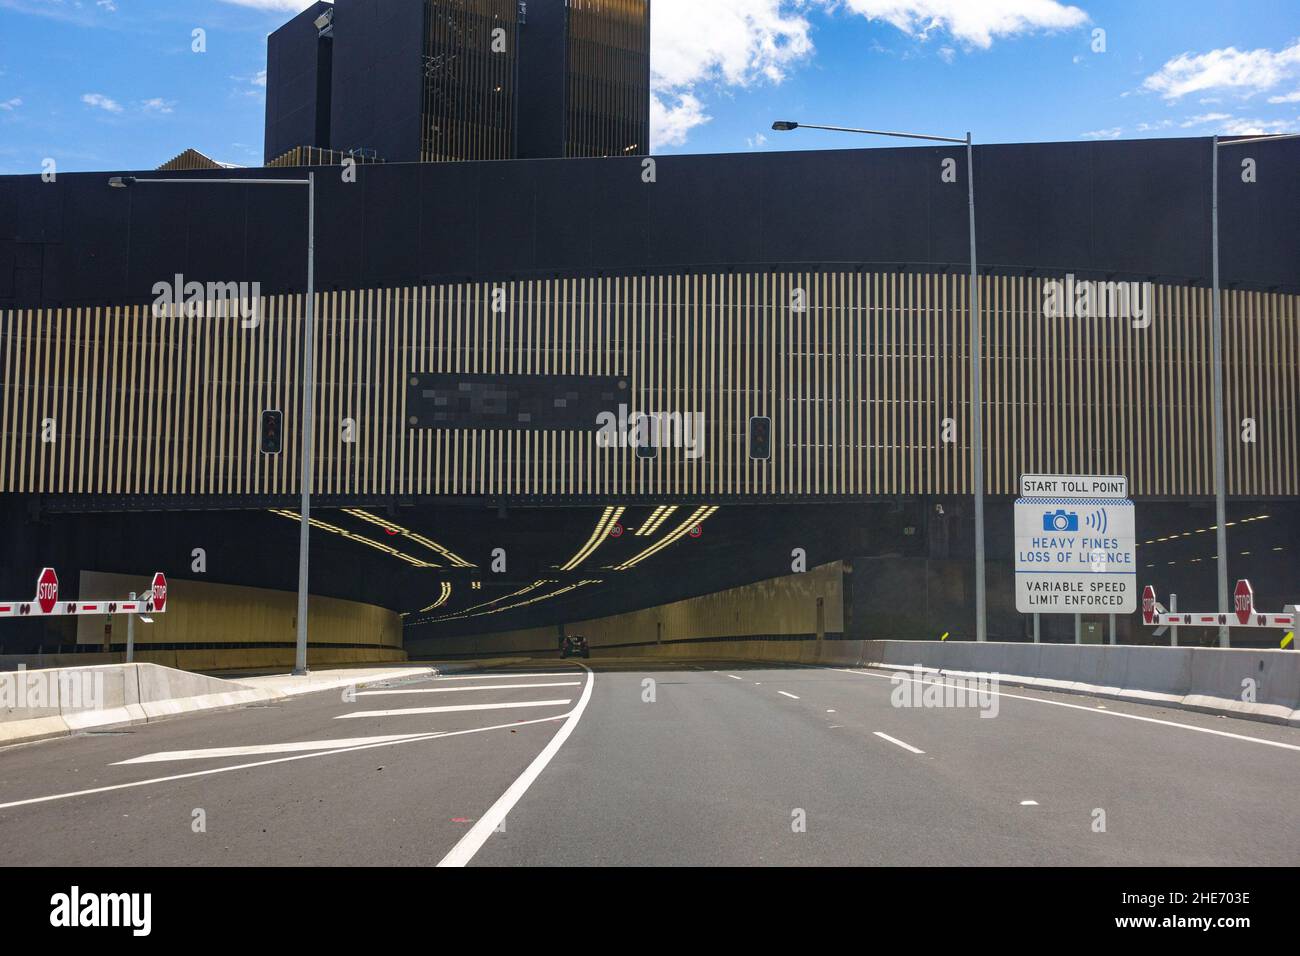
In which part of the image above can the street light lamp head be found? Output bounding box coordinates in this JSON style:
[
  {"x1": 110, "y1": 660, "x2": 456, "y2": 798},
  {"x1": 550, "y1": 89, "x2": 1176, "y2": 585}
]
[
  {"x1": 771, "y1": 121, "x2": 799, "y2": 131},
  {"x1": 108, "y1": 175, "x2": 137, "y2": 188}
]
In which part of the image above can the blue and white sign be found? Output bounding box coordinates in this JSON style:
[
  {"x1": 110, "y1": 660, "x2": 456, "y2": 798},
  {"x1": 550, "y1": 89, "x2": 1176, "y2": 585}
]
[{"x1": 1014, "y1": 479, "x2": 1136, "y2": 613}]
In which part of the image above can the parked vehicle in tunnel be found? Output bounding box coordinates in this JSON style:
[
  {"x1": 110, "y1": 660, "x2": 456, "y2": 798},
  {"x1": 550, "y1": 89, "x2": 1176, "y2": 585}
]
[{"x1": 560, "y1": 634, "x2": 589, "y2": 659}]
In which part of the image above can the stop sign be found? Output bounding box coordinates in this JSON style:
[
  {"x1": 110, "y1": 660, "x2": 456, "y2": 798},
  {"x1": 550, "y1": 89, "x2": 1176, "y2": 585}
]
[
  {"x1": 1141, "y1": 585, "x2": 1156, "y2": 625},
  {"x1": 1233, "y1": 579, "x2": 1253, "y2": 626},
  {"x1": 150, "y1": 572, "x2": 168, "y2": 613},
  {"x1": 35, "y1": 567, "x2": 58, "y2": 614}
]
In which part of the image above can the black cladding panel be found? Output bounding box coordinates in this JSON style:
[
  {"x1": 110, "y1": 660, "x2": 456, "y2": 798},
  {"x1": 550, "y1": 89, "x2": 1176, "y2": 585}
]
[
  {"x1": 3, "y1": 136, "x2": 1300, "y2": 309},
  {"x1": 407, "y1": 373, "x2": 625, "y2": 430},
  {"x1": 264, "y1": 1, "x2": 334, "y2": 163}
]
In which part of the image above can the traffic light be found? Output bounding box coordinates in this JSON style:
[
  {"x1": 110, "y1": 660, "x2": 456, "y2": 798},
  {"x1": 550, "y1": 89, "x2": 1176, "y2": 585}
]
[
  {"x1": 749, "y1": 415, "x2": 771, "y2": 460},
  {"x1": 260, "y1": 409, "x2": 283, "y2": 455}
]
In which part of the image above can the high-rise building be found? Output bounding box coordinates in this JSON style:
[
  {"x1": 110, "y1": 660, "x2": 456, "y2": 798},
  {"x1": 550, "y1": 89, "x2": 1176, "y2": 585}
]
[{"x1": 263, "y1": 0, "x2": 650, "y2": 166}]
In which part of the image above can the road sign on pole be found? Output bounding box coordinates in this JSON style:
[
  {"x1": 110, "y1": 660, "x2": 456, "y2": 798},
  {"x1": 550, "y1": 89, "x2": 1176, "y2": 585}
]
[
  {"x1": 1233, "y1": 578, "x2": 1253, "y2": 626},
  {"x1": 150, "y1": 572, "x2": 168, "y2": 613},
  {"x1": 1141, "y1": 579, "x2": 1294, "y2": 630},
  {"x1": 1015, "y1": 475, "x2": 1136, "y2": 614},
  {"x1": 36, "y1": 567, "x2": 58, "y2": 614},
  {"x1": 0, "y1": 569, "x2": 171, "y2": 618}
]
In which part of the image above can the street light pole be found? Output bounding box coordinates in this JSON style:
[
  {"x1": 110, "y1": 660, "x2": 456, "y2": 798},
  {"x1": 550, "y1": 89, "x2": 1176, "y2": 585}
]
[
  {"x1": 1209, "y1": 136, "x2": 1228, "y2": 648},
  {"x1": 965, "y1": 132, "x2": 986, "y2": 644},
  {"x1": 109, "y1": 172, "x2": 318, "y2": 673},
  {"x1": 295, "y1": 172, "x2": 316, "y2": 675},
  {"x1": 1208, "y1": 131, "x2": 1300, "y2": 648},
  {"x1": 771, "y1": 120, "x2": 987, "y2": 641}
]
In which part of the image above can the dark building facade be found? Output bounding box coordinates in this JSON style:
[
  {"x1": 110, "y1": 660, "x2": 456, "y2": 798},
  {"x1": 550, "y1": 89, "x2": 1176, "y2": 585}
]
[{"x1": 266, "y1": 0, "x2": 651, "y2": 165}]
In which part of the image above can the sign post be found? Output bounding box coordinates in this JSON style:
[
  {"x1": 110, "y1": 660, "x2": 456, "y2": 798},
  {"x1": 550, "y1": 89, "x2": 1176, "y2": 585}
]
[{"x1": 1015, "y1": 474, "x2": 1136, "y2": 616}]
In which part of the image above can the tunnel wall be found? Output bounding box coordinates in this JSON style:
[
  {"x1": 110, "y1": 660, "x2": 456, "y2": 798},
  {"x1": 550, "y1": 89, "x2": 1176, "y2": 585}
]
[
  {"x1": 406, "y1": 560, "x2": 845, "y2": 657},
  {"x1": 0, "y1": 571, "x2": 405, "y2": 670}
]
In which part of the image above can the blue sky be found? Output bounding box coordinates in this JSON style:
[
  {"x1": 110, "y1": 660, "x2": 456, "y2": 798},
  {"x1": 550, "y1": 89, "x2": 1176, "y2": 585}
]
[{"x1": 0, "y1": 0, "x2": 1297, "y2": 174}]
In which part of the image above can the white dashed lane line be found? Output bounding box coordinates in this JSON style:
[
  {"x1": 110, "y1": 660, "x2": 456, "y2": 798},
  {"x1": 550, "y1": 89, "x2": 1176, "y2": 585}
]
[
  {"x1": 778, "y1": 691, "x2": 800, "y2": 700},
  {"x1": 873, "y1": 731, "x2": 925, "y2": 755}
]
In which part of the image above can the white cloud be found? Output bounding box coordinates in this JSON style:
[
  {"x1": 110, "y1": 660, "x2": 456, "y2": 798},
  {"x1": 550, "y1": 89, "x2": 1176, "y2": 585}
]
[
  {"x1": 141, "y1": 97, "x2": 175, "y2": 114},
  {"x1": 832, "y1": 0, "x2": 1089, "y2": 50},
  {"x1": 746, "y1": 132, "x2": 768, "y2": 148},
  {"x1": 651, "y1": 91, "x2": 710, "y2": 148},
  {"x1": 1267, "y1": 89, "x2": 1300, "y2": 103},
  {"x1": 1135, "y1": 119, "x2": 1173, "y2": 132},
  {"x1": 253, "y1": 69, "x2": 267, "y2": 87},
  {"x1": 1217, "y1": 116, "x2": 1298, "y2": 136},
  {"x1": 649, "y1": 0, "x2": 816, "y2": 149},
  {"x1": 1179, "y1": 112, "x2": 1231, "y2": 128},
  {"x1": 0, "y1": 97, "x2": 21, "y2": 111},
  {"x1": 651, "y1": 0, "x2": 816, "y2": 91},
  {"x1": 81, "y1": 92, "x2": 122, "y2": 113},
  {"x1": 1142, "y1": 40, "x2": 1300, "y2": 100},
  {"x1": 96, "y1": 0, "x2": 117, "y2": 11},
  {"x1": 1080, "y1": 126, "x2": 1122, "y2": 139}
]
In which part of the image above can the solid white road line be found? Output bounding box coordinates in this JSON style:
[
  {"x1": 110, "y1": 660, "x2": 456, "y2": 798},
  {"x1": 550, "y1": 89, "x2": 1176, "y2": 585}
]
[
  {"x1": 356, "y1": 681, "x2": 579, "y2": 696},
  {"x1": 437, "y1": 662, "x2": 595, "y2": 867},
  {"x1": 778, "y1": 691, "x2": 800, "y2": 699},
  {"x1": 429, "y1": 672, "x2": 574, "y2": 681},
  {"x1": 873, "y1": 731, "x2": 925, "y2": 754},
  {"x1": 337, "y1": 699, "x2": 571, "y2": 719},
  {"x1": 0, "y1": 713, "x2": 572, "y2": 812},
  {"x1": 831, "y1": 667, "x2": 1300, "y2": 753},
  {"x1": 113, "y1": 733, "x2": 435, "y2": 764}
]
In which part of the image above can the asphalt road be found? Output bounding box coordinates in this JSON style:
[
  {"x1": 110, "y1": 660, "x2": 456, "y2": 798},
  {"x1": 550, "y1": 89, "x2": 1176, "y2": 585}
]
[{"x1": 1, "y1": 657, "x2": 1296, "y2": 866}]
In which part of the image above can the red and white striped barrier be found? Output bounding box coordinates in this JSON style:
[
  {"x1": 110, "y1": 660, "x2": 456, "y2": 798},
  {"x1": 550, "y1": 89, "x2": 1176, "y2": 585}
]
[
  {"x1": 1141, "y1": 579, "x2": 1294, "y2": 629},
  {"x1": 0, "y1": 569, "x2": 168, "y2": 618}
]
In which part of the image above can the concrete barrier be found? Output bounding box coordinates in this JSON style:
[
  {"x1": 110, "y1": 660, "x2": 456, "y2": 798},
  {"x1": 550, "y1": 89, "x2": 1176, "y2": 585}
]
[
  {"x1": 593, "y1": 639, "x2": 1300, "y2": 726},
  {"x1": 0, "y1": 661, "x2": 436, "y2": 746}
]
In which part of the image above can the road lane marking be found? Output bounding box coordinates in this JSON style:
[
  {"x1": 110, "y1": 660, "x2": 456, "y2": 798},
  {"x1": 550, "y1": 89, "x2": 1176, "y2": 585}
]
[
  {"x1": 778, "y1": 691, "x2": 800, "y2": 699},
  {"x1": 112, "y1": 734, "x2": 431, "y2": 764},
  {"x1": 437, "y1": 662, "x2": 595, "y2": 867},
  {"x1": 873, "y1": 731, "x2": 925, "y2": 754},
  {"x1": 727, "y1": 675, "x2": 744, "y2": 680},
  {"x1": 430, "y1": 672, "x2": 574, "y2": 681},
  {"x1": 337, "y1": 699, "x2": 571, "y2": 719},
  {"x1": 0, "y1": 713, "x2": 573, "y2": 812},
  {"x1": 831, "y1": 667, "x2": 1300, "y2": 753},
  {"x1": 356, "y1": 681, "x2": 580, "y2": 696},
  {"x1": 1020, "y1": 800, "x2": 1039, "y2": 806}
]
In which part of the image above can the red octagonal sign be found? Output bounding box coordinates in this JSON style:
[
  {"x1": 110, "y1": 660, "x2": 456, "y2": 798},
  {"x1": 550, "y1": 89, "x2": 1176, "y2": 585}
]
[
  {"x1": 151, "y1": 572, "x2": 168, "y2": 613},
  {"x1": 1233, "y1": 578, "x2": 1253, "y2": 626},
  {"x1": 36, "y1": 567, "x2": 58, "y2": 614}
]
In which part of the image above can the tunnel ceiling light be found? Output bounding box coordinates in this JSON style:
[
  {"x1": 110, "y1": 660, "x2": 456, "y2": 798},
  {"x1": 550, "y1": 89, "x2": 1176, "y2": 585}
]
[
  {"x1": 559, "y1": 505, "x2": 625, "y2": 571},
  {"x1": 635, "y1": 505, "x2": 677, "y2": 536},
  {"x1": 612, "y1": 505, "x2": 718, "y2": 571},
  {"x1": 268, "y1": 509, "x2": 435, "y2": 568},
  {"x1": 343, "y1": 508, "x2": 475, "y2": 568},
  {"x1": 420, "y1": 579, "x2": 599, "y2": 624},
  {"x1": 416, "y1": 581, "x2": 453, "y2": 613},
  {"x1": 417, "y1": 579, "x2": 553, "y2": 624}
]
